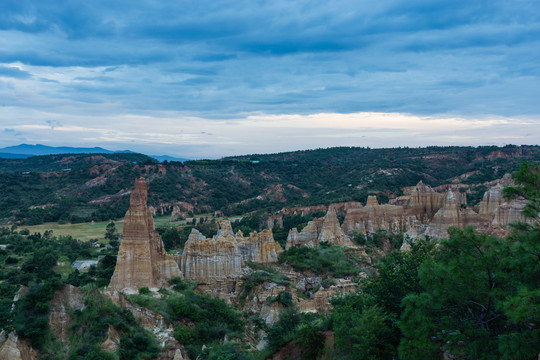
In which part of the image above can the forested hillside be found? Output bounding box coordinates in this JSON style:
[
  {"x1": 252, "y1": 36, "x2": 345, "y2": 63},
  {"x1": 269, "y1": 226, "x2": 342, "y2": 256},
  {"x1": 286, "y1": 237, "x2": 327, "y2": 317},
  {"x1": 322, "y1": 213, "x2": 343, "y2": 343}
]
[{"x1": 1, "y1": 145, "x2": 539, "y2": 225}]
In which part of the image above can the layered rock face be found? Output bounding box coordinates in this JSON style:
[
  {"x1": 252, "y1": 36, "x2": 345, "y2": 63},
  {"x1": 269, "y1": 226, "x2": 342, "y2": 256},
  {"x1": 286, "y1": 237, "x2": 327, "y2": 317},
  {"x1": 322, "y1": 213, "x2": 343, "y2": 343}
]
[
  {"x1": 492, "y1": 198, "x2": 528, "y2": 226},
  {"x1": 342, "y1": 196, "x2": 422, "y2": 237},
  {"x1": 406, "y1": 181, "x2": 446, "y2": 220},
  {"x1": 109, "y1": 178, "x2": 182, "y2": 291},
  {"x1": 425, "y1": 190, "x2": 463, "y2": 238},
  {"x1": 478, "y1": 183, "x2": 504, "y2": 217},
  {"x1": 237, "y1": 229, "x2": 283, "y2": 264},
  {"x1": 179, "y1": 228, "x2": 243, "y2": 282},
  {"x1": 179, "y1": 220, "x2": 282, "y2": 283},
  {"x1": 0, "y1": 331, "x2": 38, "y2": 360},
  {"x1": 286, "y1": 208, "x2": 352, "y2": 249},
  {"x1": 318, "y1": 207, "x2": 354, "y2": 246},
  {"x1": 340, "y1": 177, "x2": 527, "y2": 240}
]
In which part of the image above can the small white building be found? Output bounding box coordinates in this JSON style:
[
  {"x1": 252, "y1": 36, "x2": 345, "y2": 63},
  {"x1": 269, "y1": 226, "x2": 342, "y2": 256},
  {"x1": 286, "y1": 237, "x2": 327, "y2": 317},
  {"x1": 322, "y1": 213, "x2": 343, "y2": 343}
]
[{"x1": 71, "y1": 260, "x2": 98, "y2": 271}]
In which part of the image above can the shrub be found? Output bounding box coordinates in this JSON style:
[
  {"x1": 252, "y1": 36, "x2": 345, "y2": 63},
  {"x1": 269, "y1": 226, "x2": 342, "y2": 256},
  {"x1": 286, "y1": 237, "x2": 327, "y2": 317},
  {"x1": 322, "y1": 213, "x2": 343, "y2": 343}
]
[
  {"x1": 279, "y1": 243, "x2": 361, "y2": 277},
  {"x1": 138, "y1": 287, "x2": 151, "y2": 295},
  {"x1": 4, "y1": 256, "x2": 18, "y2": 264}
]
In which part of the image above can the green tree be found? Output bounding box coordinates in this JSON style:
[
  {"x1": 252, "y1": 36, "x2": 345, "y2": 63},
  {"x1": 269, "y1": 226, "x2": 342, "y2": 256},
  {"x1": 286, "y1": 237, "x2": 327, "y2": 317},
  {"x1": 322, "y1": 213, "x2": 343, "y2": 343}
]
[
  {"x1": 332, "y1": 294, "x2": 394, "y2": 360},
  {"x1": 400, "y1": 163, "x2": 540, "y2": 360},
  {"x1": 399, "y1": 227, "x2": 539, "y2": 359},
  {"x1": 502, "y1": 162, "x2": 539, "y2": 223},
  {"x1": 105, "y1": 221, "x2": 119, "y2": 247}
]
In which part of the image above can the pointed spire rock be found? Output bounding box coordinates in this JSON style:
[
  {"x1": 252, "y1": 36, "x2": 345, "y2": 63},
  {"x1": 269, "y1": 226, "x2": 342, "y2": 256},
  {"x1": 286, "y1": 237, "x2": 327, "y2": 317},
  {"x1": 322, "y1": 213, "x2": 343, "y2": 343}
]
[{"x1": 108, "y1": 178, "x2": 182, "y2": 292}]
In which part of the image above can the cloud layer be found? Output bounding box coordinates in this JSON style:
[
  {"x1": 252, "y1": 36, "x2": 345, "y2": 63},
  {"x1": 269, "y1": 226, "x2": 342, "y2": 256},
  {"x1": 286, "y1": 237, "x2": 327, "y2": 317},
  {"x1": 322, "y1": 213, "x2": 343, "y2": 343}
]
[{"x1": 0, "y1": 0, "x2": 539, "y2": 156}]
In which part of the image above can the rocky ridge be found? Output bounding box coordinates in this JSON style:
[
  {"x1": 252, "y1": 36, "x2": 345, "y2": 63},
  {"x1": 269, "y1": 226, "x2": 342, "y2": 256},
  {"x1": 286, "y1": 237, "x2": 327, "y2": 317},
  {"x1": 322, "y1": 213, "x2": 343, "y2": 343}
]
[{"x1": 285, "y1": 177, "x2": 529, "y2": 245}]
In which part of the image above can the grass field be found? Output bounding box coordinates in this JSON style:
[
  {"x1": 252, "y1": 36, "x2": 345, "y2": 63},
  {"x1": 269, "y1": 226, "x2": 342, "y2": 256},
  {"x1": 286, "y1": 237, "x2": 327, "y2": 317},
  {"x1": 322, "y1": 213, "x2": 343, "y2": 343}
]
[
  {"x1": 20, "y1": 220, "x2": 125, "y2": 242},
  {"x1": 19, "y1": 214, "x2": 242, "y2": 242},
  {"x1": 19, "y1": 216, "x2": 190, "y2": 242}
]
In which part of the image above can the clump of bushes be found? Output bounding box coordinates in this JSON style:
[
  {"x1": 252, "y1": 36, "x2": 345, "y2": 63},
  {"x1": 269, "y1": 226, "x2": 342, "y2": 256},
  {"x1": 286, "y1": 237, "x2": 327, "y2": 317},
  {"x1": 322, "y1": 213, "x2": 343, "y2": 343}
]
[
  {"x1": 129, "y1": 289, "x2": 245, "y2": 359},
  {"x1": 240, "y1": 261, "x2": 291, "y2": 300},
  {"x1": 279, "y1": 242, "x2": 361, "y2": 277}
]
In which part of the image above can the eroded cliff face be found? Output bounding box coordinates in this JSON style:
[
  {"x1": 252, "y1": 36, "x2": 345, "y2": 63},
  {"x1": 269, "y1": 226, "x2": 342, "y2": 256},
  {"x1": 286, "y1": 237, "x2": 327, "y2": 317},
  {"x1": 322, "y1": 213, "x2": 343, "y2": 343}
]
[
  {"x1": 109, "y1": 293, "x2": 188, "y2": 360},
  {"x1": 318, "y1": 207, "x2": 353, "y2": 247},
  {"x1": 406, "y1": 181, "x2": 446, "y2": 220},
  {"x1": 0, "y1": 331, "x2": 38, "y2": 360},
  {"x1": 179, "y1": 220, "x2": 282, "y2": 285},
  {"x1": 237, "y1": 229, "x2": 283, "y2": 264},
  {"x1": 109, "y1": 178, "x2": 182, "y2": 292},
  {"x1": 48, "y1": 285, "x2": 85, "y2": 348},
  {"x1": 425, "y1": 190, "x2": 463, "y2": 238},
  {"x1": 285, "y1": 208, "x2": 352, "y2": 249},
  {"x1": 179, "y1": 228, "x2": 243, "y2": 283},
  {"x1": 478, "y1": 183, "x2": 504, "y2": 217},
  {"x1": 342, "y1": 196, "x2": 423, "y2": 238},
  {"x1": 339, "y1": 178, "x2": 526, "y2": 240},
  {"x1": 492, "y1": 198, "x2": 528, "y2": 226}
]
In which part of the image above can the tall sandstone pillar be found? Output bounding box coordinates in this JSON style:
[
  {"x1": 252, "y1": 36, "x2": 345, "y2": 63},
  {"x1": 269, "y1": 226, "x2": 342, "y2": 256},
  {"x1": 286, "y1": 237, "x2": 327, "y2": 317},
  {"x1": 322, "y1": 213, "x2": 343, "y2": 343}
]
[{"x1": 108, "y1": 178, "x2": 182, "y2": 291}]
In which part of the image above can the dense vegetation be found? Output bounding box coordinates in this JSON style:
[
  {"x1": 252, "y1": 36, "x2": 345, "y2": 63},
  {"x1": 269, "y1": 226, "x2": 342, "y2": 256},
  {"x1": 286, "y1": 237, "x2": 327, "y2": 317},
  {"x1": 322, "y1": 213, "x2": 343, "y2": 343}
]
[
  {"x1": 2, "y1": 145, "x2": 539, "y2": 225},
  {"x1": 279, "y1": 242, "x2": 363, "y2": 277},
  {"x1": 0, "y1": 226, "x2": 118, "y2": 331},
  {"x1": 129, "y1": 283, "x2": 245, "y2": 359}
]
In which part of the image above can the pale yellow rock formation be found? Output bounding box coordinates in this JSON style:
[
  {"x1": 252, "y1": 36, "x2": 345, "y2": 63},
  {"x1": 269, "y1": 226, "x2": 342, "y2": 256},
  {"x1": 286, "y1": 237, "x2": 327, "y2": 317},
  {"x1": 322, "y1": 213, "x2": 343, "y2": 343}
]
[
  {"x1": 237, "y1": 229, "x2": 283, "y2": 264},
  {"x1": 338, "y1": 177, "x2": 526, "y2": 240},
  {"x1": 492, "y1": 198, "x2": 528, "y2": 227},
  {"x1": 478, "y1": 183, "x2": 504, "y2": 217},
  {"x1": 0, "y1": 331, "x2": 38, "y2": 360},
  {"x1": 180, "y1": 229, "x2": 243, "y2": 282},
  {"x1": 296, "y1": 278, "x2": 356, "y2": 314},
  {"x1": 406, "y1": 181, "x2": 445, "y2": 220},
  {"x1": 318, "y1": 207, "x2": 353, "y2": 246},
  {"x1": 425, "y1": 190, "x2": 461, "y2": 238},
  {"x1": 109, "y1": 178, "x2": 182, "y2": 291},
  {"x1": 285, "y1": 218, "x2": 324, "y2": 249},
  {"x1": 179, "y1": 219, "x2": 282, "y2": 283},
  {"x1": 341, "y1": 197, "x2": 421, "y2": 237},
  {"x1": 286, "y1": 207, "x2": 354, "y2": 248}
]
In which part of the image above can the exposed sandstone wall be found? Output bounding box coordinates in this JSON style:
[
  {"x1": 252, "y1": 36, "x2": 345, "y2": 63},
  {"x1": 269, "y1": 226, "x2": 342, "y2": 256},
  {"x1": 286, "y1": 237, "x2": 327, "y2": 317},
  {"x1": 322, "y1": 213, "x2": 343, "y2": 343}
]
[
  {"x1": 285, "y1": 219, "x2": 324, "y2": 249},
  {"x1": 425, "y1": 190, "x2": 462, "y2": 238},
  {"x1": 179, "y1": 229, "x2": 243, "y2": 283},
  {"x1": 478, "y1": 183, "x2": 504, "y2": 217},
  {"x1": 179, "y1": 220, "x2": 282, "y2": 283},
  {"x1": 109, "y1": 178, "x2": 182, "y2": 292},
  {"x1": 318, "y1": 207, "x2": 353, "y2": 247},
  {"x1": 339, "y1": 178, "x2": 526, "y2": 240},
  {"x1": 48, "y1": 285, "x2": 85, "y2": 347},
  {"x1": 237, "y1": 229, "x2": 283, "y2": 264},
  {"x1": 342, "y1": 196, "x2": 423, "y2": 237},
  {"x1": 492, "y1": 198, "x2": 528, "y2": 227},
  {"x1": 286, "y1": 208, "x2": 352, "y2": 249},
  {"x1": 406, "y1": 181, "x2": 446, "y2": 220},
  {"x1": 0, "y1": 331, "x2": 38, "y2": 360}
]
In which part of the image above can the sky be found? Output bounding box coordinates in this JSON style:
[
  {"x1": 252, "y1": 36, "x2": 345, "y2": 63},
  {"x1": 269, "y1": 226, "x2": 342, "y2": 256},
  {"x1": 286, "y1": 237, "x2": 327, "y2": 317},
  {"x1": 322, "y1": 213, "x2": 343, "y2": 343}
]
[{"x1": 0, "y1": 0, "x2": 539, "y2": 158}]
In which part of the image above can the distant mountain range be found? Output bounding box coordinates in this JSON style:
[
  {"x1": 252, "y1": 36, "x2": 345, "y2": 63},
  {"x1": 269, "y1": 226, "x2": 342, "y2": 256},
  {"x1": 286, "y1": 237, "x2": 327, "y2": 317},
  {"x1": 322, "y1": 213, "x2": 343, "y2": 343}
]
[{"x1": 0, "y1": 144, "x2": 189, "y2": 162}]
